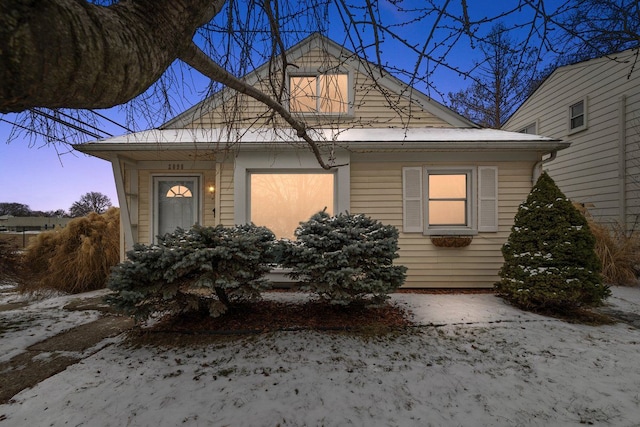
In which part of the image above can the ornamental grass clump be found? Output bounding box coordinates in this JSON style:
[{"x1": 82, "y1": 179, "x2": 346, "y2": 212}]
[
  {"x1": 107, "y1": 224, "x2": 275, "y2": 321},
  {"x1": 583, "y1": 215, "x2": 640, "y2": 286},
  {"x1": 495, "y1": 172, "x2": 610, "y2": 312},
  {"x1": 20, "y1": 207, "x2": 120, "y2": 294},
  {"x1": 282, "y1": 210, "x2": 407, "y2": 306}
]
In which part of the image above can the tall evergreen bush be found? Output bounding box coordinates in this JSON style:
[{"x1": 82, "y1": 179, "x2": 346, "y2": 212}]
[{"x1": 495, "y1": 172, "x2": 610, "y2": 311}]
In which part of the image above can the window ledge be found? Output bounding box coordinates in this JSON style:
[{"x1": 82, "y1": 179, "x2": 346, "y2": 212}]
[
  {"x1": 424, "y1": 229, "x2": 477, "y2": 236},
  {"x1": 568, "y1": 125, "x2": 588, "y2": 135}
]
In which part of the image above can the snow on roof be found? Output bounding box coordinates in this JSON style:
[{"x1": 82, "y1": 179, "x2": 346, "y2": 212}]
[{"x1": 79, "y1": 127, "x2": 559, "y2": 146}]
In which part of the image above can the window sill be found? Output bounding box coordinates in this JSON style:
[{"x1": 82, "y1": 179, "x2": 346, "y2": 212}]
[
  {"x1": 423, "y1": 229, "x2": 477, "y2": 236},
  {"x1": 568, "y1": 125, "x2": 587, "y2": 135}
]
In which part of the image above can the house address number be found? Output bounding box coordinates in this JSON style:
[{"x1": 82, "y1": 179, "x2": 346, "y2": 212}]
[{"x1": 168, "y1": 163, "x2": 184, "y2": 170}]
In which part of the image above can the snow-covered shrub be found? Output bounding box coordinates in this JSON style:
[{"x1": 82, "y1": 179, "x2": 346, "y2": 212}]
[
  {"x1": 282, "y1": 210, "x2": 407, "y2": 305},
  {"x1": 495, "y1": 172, "x2": 610, "y2": 311},
  {"x1": 20, "y1": 207, "x2": 120, "y2": 294},
  {"x1": 107, "y1": 224, "x2": 275, "y2": 321}
]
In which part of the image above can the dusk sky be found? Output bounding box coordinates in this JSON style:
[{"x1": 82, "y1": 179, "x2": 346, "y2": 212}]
[
  {"x1": 0, "y1": 2, "x2": 563, "y2": 213},
  {"x1": 0, "y1": 125, "x2": 118, "y2": 212}
]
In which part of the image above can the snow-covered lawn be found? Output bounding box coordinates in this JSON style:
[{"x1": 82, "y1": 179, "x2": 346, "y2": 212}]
[{"x1": 1, "y1": 286, "x2": 640, "y2": 426}]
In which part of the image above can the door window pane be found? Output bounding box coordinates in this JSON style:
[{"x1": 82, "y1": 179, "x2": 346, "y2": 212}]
[{"x1": 250, "y1": 173, "x2": 334, "y2": 239}]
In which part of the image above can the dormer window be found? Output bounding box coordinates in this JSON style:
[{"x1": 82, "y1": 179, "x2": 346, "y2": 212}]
[{"x1": 289, "y1": 73, "x2": 349, "y2": 114}]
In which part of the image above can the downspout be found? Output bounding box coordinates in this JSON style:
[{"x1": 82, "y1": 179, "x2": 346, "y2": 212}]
[
  {"x1": 618, "y1": 95, "x2": 627, "y2": 232},
  {"x1": 532, "y1": 150, "x2": 558, "y2": 184}
]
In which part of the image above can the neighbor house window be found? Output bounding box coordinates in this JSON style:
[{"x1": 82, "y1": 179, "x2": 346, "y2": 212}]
[
  {"x1": 402, "y1": 166, "x2": 498, "y2": 235},
  {"x1": 289, "y1": 73, "x2": 349, "y2": 114},
  {"x1": 153, "y1": 176, "x2": 200, "y2": 240},
  {"x1": 249, "y1": 172, "x2": 335, "y2": 239},
  {"x1": 519, "y1": 122, "x2": 537, "y2": 134},
  {"x1": 568, "y1": 98, "x2": 587, "y2": 133}
]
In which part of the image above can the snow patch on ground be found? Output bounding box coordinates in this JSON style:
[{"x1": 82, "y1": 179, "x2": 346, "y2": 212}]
[{"x1": 1, "y1": 286, "x2": 639, "y2": 426}]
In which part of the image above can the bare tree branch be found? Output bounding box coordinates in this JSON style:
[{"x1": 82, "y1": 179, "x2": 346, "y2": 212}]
[{"x1": 178, "y1": 41, "x2": 337, "y2": 170}]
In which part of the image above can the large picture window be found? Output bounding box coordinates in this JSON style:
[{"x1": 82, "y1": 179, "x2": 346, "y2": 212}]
[
  {"x1": 249, "y1": 172, "x2": 334, "y2": 239},
  {"x1": 289, "y1": 74, "x2": 349, "y2": 114},
  {"x1": 153, "y1": 176, "x2": 200, "y2": 240}
]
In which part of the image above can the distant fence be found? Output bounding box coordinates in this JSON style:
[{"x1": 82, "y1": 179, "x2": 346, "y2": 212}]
[{"x1": 0, "y1": 232, "x2": 39, "y2": 249}]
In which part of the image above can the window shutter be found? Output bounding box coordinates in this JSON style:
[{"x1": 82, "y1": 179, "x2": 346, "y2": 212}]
[
  {"x1": 403, "y1": 167, "x2": 423, "y2": 233},
  {"x1": 478, "y1": 166, "x2": 498, "y2": 232}
]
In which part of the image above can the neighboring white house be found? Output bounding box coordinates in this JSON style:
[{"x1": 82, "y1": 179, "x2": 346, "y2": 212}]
[
  {"x1": 503, "y1": 48, "x2": 640, "y2": 230},
  {"x1": 74, "y1": 34, "x2": 567, "y2": 288}
]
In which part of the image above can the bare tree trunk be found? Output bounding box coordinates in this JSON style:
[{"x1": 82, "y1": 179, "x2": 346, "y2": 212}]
[{"x1": 0, "y1": 0, "x2": 225, "y2": 113}]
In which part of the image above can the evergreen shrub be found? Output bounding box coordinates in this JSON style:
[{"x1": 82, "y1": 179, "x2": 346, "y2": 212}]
[
  {"x1": 107, "y1": 224, "x2": 275, "y2": 321},
  {"x1": 281, "y1": 210, "x2": 407, "y2": 305},
  {"x1": 20, "y1": 207, "x2": 120, "y2": 294},
  {"x1": 495, "y1": 172, "x2": 610, "y2": 311}
]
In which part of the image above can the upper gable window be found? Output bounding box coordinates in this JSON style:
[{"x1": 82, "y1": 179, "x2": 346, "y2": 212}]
[
  {"x1": 289, "y1": 73, "x2": 349, "y2": 114},
  {"x1": 568, "y1": 98, "x2": 587, "y2": 133}
]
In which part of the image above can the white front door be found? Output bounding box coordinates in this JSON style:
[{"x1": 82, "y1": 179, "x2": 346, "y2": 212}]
[{"x1": 153, "y1": 176, "x2": 200, "y2": 240}]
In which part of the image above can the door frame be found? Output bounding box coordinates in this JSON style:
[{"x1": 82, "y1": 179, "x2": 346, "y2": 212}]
[{"x1": 151, "y1": 174, "x2": 202, "y2": 242}]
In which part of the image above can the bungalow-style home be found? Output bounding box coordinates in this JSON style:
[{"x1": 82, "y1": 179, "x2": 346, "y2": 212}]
[
  {"x1": 74, "y1": 34, "x2": 568, "y2": 288},
  {"x1": 503, "y1": 48, "x2": 640, "y2": 231}
]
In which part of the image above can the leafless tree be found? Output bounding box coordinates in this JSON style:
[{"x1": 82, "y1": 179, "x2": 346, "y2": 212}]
[
  {"x1": 447, "y1": 23, "x2": 538, "y2": 128},
  {"x1": 69, "y1": 192, "x2": 112, "y2": 217},
  {"x1": 1, "y1": 0, "x2": 638, "y2": 167}
]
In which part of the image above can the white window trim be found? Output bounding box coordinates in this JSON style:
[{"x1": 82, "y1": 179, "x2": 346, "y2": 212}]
[
  {"x1": 402, "y1": 165, "x2": 499, "y2": 236},
  {"x1": 424, "y1": 167, "x2": 476, "y2": 236},
  {"x1": 568, "y1": 97, "x2": 588, "y2": 134},
  {"x1": 151, "y1": 174, "x2": 202, "y2": 243},
  {"x1": 287, "y1": 69, "x2": 354, "y2": 117}
]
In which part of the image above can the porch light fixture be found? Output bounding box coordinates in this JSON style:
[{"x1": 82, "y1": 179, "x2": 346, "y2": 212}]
[{"x1": 208, "y1": 184, "x2": 215, "y2": 199}]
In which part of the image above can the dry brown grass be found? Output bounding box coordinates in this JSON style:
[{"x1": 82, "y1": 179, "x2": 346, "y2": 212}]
[
  {"x1": 0, "y1": 239, "x2": 22, "y2": 283},
  {"x1": 19, "y1": 208, "x2": 120, "y2": 294},
  {"x1": 589, "y1": 221, "x2": 640, "y2": 286}
]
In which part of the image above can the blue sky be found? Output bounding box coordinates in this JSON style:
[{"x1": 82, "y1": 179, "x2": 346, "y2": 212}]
[{"x1": 0, "y1": 2, "x2": 563, "y2": 213}]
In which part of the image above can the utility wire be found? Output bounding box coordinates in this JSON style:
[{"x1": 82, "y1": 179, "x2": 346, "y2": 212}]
[
  {"x1": 29, "y1": 108, "x2": 104, "y2": 139},
  {"x1": 89, "y1": 109, "x2": 134, "y2": 133},
  {"x1": 52, "y1": 109, "x2": 113, "y2": 137},
  {"x1": 0, "y1": 117, "x2": 69, "y2": 144}
]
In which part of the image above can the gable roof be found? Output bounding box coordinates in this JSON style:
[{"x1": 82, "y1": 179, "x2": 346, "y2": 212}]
[{"x1": 162, "y1": 33, "x2": 477, "y2": 130}]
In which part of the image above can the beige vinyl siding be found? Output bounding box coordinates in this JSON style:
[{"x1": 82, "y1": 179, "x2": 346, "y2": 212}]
[
  {"x1": 350, "y1": 161, "x2": 532, "y2": 288},
  {"x1": 504, "y1": 49, "x2": 640, "y2": 227},
  {"x1": 218, "y1": 162, "x2": 235, "y2": 227},
  {"x1": 185, "y1": 48, "x2": 452, "y2": 130}
]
